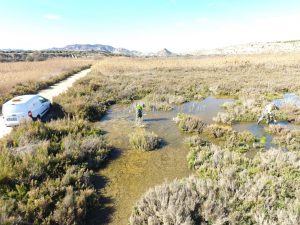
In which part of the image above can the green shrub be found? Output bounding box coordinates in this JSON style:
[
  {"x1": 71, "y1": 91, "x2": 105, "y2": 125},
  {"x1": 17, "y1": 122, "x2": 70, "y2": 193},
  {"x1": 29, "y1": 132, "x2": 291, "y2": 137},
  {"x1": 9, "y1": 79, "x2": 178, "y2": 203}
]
[
  {"x1": 174, "y1": 113, "x2": 206, "y2": 133},
  {"x1": 0, "y1": 118, "x2": 109, "y2": 224},
  {"x1": 129, "y1": 130, "x2": 161, "y2": 151},
  {"x1": 203, "y1": 123, "x2": 257, "y2": 153},
  {"x1": 184, "y1": 136, "x2": 209, "y2": 148},
  {"x1": 62, "y1": 134, "x2": 110, "y2": 169},
  {"x1": 204, "y1": 123, "x2": 232, "y2": 139},
  {"x1": 224, "y1": 130, "x2": 256, "y2": 153},
  {"x1": 0, "y1": 149, "x2": 15, "y2": 185}
]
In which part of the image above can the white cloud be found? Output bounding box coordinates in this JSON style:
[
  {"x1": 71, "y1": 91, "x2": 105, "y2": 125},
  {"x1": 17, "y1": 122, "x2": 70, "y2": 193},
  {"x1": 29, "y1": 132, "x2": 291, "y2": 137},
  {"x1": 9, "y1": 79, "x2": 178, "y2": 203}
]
[{"x1": 44, "y1": 14, "x2": 61, "y2": 20}]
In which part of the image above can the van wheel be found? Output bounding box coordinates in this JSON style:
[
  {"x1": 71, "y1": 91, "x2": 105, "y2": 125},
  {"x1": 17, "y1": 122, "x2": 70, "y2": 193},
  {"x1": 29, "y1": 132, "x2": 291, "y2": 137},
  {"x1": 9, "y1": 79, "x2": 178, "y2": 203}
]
[{"x1": 37, "y1": 115, "x2": 41, "y2": 121}]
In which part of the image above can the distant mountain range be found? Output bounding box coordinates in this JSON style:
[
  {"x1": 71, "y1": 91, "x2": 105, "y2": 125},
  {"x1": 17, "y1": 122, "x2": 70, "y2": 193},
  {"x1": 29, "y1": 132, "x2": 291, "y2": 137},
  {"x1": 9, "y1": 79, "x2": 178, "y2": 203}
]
[
  {"x1": 47, "y1": 44, "x2": 177, "y2": 57},
  {"x1": 48, "y1": 44, "x2": 143, "y2": 56}
]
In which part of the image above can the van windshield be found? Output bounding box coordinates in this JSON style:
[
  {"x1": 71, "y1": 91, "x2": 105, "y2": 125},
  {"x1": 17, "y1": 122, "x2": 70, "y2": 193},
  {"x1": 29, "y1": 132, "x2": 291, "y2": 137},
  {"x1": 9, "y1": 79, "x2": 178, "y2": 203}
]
[{"x1": 3, "y1": 104, "x2": 25, "y2": 114}]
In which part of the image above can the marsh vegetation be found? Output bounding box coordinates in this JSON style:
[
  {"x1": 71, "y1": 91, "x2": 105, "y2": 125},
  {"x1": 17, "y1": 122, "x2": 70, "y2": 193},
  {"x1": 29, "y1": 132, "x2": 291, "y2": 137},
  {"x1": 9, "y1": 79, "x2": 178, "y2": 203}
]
[{"x1": 1, "y1": 53, "x2": 300, "y2": 224}]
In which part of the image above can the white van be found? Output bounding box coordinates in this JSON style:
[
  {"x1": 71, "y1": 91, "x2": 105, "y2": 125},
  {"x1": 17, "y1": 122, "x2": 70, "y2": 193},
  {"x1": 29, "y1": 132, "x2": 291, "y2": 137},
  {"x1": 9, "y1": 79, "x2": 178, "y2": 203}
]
[{"x1": 2, "y1": 95, "x2": 51, "y2": 127}]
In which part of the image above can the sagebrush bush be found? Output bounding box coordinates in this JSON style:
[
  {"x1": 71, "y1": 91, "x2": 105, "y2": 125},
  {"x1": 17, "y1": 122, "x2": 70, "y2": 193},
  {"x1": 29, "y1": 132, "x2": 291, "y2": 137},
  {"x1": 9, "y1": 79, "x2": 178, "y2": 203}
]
[
  {"x1": 174, "y1": 113, "x2": 206, "y2": 133},
  {"x1": 203, "y1": 123, "x2": 257, "y2": 152},
  {"x1": 130, "y1": 176, "x2": 203, "y2": 225},
  {"x1": 224, "y1": 130, "x2": 256, "y2": 153},
  {"x1": 62, "y1": 134, "x2": 110, "y2": 169},
  {"x1": 184, "y1": 136, "x2": 209, "y2": 148},
  {"x1": 129, "y1": 130, "x2": 161, "y2": 151},
  {"x1": 266, "y1": 124, "x2": 300, "y2": 150},
  {"x1": 132, "y1": 143, "x2": 300, "y2": 225},
  {"x1": 144, "y1": 93, "x2": 186, "y2": 111},
  {"x1": 204, "y1": 123, "x2": 232, "y2": 139}
]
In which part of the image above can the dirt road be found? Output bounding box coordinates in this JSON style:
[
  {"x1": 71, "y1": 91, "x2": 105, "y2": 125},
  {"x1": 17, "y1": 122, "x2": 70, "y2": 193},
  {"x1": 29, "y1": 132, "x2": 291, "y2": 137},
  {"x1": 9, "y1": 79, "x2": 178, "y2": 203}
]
[{"x1": 0, "y1": 68, "x2": 91, "y2": 139}]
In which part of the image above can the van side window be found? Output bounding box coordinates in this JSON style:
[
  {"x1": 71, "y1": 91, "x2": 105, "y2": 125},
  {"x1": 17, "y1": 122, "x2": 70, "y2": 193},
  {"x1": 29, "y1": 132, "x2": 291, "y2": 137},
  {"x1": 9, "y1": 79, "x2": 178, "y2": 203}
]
[{"x1": 39, "y1": 96, "x2": 48, "y2": 103}]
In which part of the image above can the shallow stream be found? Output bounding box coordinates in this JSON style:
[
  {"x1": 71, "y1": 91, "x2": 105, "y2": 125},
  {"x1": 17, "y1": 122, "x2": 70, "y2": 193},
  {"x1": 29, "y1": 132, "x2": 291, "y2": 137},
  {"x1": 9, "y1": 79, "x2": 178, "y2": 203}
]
[{"x1": 97, "y1": 97, "x2": 233, "y2": 224}]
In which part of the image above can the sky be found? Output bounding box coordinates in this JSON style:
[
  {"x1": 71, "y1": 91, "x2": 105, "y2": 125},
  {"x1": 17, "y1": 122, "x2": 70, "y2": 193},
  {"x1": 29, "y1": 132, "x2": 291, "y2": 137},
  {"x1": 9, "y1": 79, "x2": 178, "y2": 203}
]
[{"x1": 0, "y1": 0, "x2": 300, "y2": 52}]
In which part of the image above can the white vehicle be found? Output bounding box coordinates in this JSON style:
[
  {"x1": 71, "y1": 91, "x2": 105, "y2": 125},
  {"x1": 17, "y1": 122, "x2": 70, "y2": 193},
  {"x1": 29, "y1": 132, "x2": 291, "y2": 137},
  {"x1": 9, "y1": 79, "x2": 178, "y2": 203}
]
[{"x1": 2, "y1": 95, "x2": 51, "y2": 127}]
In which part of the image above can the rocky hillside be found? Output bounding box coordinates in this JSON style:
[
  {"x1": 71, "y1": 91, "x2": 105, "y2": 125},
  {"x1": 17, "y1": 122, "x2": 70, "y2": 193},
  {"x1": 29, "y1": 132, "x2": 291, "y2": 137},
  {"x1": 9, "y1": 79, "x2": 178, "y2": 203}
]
[
  {"x1": 147, "y1": 48, "x2": 176, "y2": 57},
  {"x1": 157, "y1": 48, "x2": 175, "y2": 57},
  {"x1": 193, "y1": 40, "x2": 300, "y2": 55}
]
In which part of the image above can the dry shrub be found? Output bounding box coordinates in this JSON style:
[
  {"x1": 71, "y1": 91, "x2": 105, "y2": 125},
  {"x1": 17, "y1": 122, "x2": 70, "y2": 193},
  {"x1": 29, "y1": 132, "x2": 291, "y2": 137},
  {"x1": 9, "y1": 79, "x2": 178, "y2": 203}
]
[
  {"x1": 62, "y1": 134, "x2": 110, "y2": 169},
  {"x1": 144, "y1": 93, "x2": 186, "y2": 111},
  {"x1": 204, "y1": 123, "x2": 232, "y2": 138},
  {"x1": 129, "y1": 130, "x2": 161, "y2": 151},
  {"x1": 184, "y1": 136, "x2": 209, "y2": 148},
  {"x1": 174, "y1": 113, "x2": 206, "y2": 133},
  {"x1": 266, "y1": 124, "x2": 300, "y2": 150},
  {"x1": 213, "y1": 112, "x2": 234, "y2": 124},
  {"x1": 213, "y1": 98, "x2": 262, "y2": 124},
  {"x1": 280, "y1": 103, "x2": 300, "y2": 123},
  {"x1": 266, "y1": 124, "x2": 289, "y2": 135},
  {"x1": 130, "y1": 176, "x2": 203, "y2": 225},
  {"x1": 224, "y1": 130, "x2": 256, "y2": 153},
  {"x1": 132, "y1": 143, "x2": 300, "y2": 224},
  {"x1": 204, "y1": 123, "x2": 257, "y2": 152}
]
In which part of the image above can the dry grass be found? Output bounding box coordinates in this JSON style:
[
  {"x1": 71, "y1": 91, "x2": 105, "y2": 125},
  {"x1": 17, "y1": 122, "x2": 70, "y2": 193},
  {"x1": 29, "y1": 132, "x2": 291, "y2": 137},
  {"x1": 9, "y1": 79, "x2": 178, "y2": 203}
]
[
  {"x1": 0, "y1": 58, "x2": 94, "y2": 96},
  {"x1": 93, "y1": 54, "x2": 300, "y2": 105},
  {"x1": 95, "y1": 54, "x2": 300, "y2": 75}
]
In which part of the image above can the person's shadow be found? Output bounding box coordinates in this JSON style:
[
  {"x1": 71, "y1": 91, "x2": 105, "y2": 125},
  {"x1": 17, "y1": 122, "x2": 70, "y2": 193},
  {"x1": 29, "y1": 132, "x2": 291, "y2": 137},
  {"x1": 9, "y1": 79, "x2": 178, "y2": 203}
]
[{"x1": 143, "y1": 117, "x2": 169, "y2": 122}]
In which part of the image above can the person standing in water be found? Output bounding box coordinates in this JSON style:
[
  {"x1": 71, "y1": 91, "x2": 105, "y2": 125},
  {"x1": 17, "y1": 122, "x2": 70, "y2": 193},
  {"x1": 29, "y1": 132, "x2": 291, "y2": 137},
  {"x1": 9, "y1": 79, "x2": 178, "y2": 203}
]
[{"x1": 135, "y1": 103, "x2": 144, "y2": 125}]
